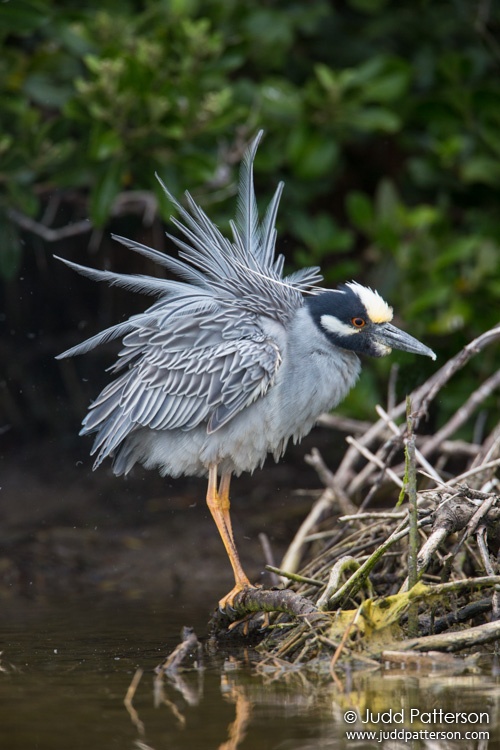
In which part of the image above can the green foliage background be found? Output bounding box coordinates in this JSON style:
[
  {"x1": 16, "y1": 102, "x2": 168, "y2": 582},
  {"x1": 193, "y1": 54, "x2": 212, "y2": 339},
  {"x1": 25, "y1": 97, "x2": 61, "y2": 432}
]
[{"x1": 1, "y1": 0, "x2": 499, "y2": 430}]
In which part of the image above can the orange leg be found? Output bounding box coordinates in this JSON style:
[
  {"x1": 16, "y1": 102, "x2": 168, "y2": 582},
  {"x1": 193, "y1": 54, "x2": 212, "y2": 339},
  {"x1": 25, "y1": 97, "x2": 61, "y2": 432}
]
[
  {"x1": 218, "y1": 471, "x2": 235, "y2": 544},
  {"x1": 206, "y1": 466, "x2": 254, "y2": 610}
]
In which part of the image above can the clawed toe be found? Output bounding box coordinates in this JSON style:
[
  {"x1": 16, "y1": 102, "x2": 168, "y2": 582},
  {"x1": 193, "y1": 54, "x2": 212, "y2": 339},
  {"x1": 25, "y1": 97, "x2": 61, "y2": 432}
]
[{"x1": 218, "y1": 582, "x2": 258, "y2": 613}]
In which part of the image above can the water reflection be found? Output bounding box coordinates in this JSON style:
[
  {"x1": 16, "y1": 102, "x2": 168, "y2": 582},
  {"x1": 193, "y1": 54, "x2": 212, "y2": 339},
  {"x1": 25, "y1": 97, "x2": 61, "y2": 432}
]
[{"x1": 1, "y1": 597, "x2": 499, "y2": 749}]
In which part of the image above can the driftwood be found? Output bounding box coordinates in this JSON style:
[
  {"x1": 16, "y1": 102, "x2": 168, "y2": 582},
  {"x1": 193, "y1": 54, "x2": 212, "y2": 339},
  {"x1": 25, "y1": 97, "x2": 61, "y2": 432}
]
[
  {"x1": 209, "y1": 325, "x2": 500, "y2": 669},
  {"x1": 220, "y1": 587, "x2": 319, "y2": 620},
  {"x1": 394, "y1": 619, "x2": 500, "y2": 653}
]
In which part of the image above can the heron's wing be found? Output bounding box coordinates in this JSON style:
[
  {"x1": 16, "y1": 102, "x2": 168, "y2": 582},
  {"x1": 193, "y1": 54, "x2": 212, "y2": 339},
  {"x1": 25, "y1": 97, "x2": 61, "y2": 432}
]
[{"x1": 81, "y1": 310, "x2": 282, "y2": 468}]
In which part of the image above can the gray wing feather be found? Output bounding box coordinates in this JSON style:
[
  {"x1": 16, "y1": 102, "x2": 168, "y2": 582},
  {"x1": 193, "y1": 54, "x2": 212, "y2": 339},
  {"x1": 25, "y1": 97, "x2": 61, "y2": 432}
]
[
  {"x1": 111, "y1": 234, "x2": 210, "y2": 289},
  {"x1": 82, "y1": 315, "x2": 281, "y2": 468},
  {"x1": 53, "y1": 256, "x2": 184, "y2": 297},
  {"x1": 235, "y1": 129, "x2": 263, "y2": 260},
  {"x1": 260, "y1": 182, "x2": 284, "y2": 267},
  {"x1": 153, "y1": 132, "x2": 323, "y2": 322}
]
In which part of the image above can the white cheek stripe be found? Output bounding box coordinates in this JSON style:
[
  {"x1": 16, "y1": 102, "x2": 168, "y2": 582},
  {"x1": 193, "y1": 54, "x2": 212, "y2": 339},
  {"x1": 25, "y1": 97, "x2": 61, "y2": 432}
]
[{"x1": 320, "y1": 314, "x2": 359, "y2": 337}]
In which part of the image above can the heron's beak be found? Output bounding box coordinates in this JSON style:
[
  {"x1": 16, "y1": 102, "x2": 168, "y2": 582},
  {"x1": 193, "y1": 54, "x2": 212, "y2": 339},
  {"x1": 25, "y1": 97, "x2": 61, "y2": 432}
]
[{"x1": 375, "y1": 323, "x2": 436, "y2": 360}]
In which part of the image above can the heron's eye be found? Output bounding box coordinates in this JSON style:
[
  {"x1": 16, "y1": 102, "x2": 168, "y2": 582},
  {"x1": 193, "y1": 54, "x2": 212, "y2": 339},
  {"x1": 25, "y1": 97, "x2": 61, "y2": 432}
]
[{"x1": 351, "y1": 317, "x2": 366, "y2": 328}]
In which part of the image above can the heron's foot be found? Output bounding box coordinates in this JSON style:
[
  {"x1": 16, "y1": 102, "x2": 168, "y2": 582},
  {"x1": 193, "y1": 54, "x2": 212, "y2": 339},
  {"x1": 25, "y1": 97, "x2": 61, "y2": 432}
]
[{"x1": 218, "y1": 582, "x2": 259, "y2": 613}]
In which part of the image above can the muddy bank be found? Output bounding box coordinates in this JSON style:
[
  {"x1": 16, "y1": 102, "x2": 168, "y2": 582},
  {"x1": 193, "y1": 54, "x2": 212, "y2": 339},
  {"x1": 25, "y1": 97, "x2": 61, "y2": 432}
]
[{"x1": 0, "y1": 432, "x2": 330, "y2": 604}]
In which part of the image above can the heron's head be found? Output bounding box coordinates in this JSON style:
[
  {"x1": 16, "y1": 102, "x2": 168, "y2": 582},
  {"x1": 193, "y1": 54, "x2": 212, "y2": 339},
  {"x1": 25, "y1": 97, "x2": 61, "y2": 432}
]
[{"x1": 306, "y1": 282, "x2": 436, "y2": 360}]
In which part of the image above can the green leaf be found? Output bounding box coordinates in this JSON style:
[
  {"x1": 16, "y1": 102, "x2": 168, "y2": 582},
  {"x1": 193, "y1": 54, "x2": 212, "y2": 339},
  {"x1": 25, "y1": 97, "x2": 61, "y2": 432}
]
[
  {"x1": 0, "y1": 0, "x2": 49, "y2": 36},
  {"x1": 365, "y1": 68, "x2": 410, "y2": 103},
  {"x1": 315, "y1": 64, "x2": 339, "y2": 94},
  {"x1": 89, "y1": 128, "x2": 123, "y2": 161},
  {"x1": 260, "y1": 80, "x2": 301, "y2": 120},
  {"x1": 23, "y1": 74, "x2": 73, "y2": 108},
  {"x1": 89, "y1": 162, "x2": 123, "y2": 227},
  {"x1": 291, "y1": 212, "x2": 353, "y2": 256},
  {"x1": 350, "y1": 107, "x2": 401, "y2": 133},
  {"x1": 346, "y1": 191, "x2": 374, "y2": 232},
  {"x1": 288, "y1": 129, "x2": 339, "y2": 180},
  {"x1": 461, "y1": 156, "x2": 500, "y2": 186},
  {"x1": 375, "y1": 178, "x2": 400, "y2": 225},
  {"x1": 404, "y1": 205, "x2": 441, "y2": 231}
]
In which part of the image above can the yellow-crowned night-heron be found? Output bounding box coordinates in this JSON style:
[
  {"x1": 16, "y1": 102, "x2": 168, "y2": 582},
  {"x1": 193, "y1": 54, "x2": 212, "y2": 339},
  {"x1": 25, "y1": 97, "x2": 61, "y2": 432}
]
[{"x1": 56, "y1": 131, "x2": 435, "y2": 609}]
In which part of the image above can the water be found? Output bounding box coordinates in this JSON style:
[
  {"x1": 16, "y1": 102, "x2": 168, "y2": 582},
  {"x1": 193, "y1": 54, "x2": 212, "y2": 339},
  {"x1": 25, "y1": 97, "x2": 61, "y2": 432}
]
[{"x1": 1, "y1": 596, "x2": 500, "y2": 749}]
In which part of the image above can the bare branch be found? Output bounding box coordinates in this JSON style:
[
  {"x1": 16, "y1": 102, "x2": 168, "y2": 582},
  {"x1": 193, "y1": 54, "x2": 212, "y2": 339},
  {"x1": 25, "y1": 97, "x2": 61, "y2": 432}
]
[{"x1": 8, "y1": 208, "x2": 92, "y2": 242}]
